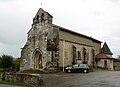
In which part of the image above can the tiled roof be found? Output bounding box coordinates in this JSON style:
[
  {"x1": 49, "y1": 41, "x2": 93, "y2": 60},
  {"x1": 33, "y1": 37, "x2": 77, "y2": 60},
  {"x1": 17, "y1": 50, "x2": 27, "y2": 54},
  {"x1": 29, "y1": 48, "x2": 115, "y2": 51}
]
[
  {"x1": 96, "y1": 54, "x2": 113, "y2": 59},
  {"x1": 53, "y1": 24, "x2": 102, "y2": 43},
  {"x1": 101, "y1": 42, "x2": 113, "y2": 55}
]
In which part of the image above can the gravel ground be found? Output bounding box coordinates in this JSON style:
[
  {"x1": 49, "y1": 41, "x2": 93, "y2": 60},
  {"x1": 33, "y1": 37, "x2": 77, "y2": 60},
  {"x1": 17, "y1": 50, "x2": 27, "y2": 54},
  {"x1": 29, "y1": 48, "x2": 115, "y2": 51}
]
[
  {"x1": 1, "y1": 70, "x2": 120, "y2": 87},
  {"x1": 40, "y1": 70, "x2": 120, "y2": 87}
]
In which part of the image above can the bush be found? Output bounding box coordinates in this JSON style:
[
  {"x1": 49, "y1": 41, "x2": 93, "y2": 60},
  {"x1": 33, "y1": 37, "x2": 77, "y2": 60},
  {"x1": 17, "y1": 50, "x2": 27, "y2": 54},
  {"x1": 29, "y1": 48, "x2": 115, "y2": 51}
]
[
  {"x1": 0, "y1": 54, "x2": 20, "y2": 72},
  {"x1": 1, "y1": 55, "x2": 13, "y2": 70},
  {"x1": 12, "y1": 58, "x2": 20, "y2": 71}
]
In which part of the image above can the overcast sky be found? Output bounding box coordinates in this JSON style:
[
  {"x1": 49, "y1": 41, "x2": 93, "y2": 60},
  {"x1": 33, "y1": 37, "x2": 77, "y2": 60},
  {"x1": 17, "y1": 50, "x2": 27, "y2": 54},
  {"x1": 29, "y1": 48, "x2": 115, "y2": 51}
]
[{"x1": 0, "y1": 0, "x2": 120, "y2": 58}]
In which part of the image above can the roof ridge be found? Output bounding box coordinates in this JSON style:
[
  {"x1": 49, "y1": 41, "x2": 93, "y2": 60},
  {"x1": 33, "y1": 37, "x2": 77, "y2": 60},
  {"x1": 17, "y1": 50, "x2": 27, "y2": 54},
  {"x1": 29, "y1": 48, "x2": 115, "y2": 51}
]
[{"x1": 53, "y1": 24, "x2": 102, "y2": 43}]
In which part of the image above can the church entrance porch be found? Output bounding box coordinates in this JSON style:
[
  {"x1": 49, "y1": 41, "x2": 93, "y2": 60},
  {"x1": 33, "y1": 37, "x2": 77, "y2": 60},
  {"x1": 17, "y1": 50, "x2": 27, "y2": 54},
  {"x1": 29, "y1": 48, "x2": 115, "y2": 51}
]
[{"x1": 34, "y1": 51, "x2": 43, "y2": 69}]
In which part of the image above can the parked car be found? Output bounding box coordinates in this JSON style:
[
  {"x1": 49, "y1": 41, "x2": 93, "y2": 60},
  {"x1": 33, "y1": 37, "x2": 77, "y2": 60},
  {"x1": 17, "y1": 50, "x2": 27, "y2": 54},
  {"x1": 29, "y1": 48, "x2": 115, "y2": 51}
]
[{"x1": 65, "y1": 64, "x2": 89, "y2": 73}]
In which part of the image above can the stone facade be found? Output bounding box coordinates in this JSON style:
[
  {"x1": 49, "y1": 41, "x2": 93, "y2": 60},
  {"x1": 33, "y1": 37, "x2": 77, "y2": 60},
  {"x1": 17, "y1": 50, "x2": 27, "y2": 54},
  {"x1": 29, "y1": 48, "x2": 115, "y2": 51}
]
[
  {"x1": 20, "y1": 8, "x2": 101, "y2": 71},
  {"x1": 113, "y1": 61, "x2": 120, "y2": 70},
  {"x1": 97, "y1": 58, "x2": 114, "y2": 70}
]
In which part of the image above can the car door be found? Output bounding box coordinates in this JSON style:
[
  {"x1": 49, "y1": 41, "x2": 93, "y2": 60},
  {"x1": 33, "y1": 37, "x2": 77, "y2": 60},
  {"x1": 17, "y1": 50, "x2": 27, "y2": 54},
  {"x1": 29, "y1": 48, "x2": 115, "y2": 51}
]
[{"x1": 72, "y1": 64, "x2": 79, "y2": 72}]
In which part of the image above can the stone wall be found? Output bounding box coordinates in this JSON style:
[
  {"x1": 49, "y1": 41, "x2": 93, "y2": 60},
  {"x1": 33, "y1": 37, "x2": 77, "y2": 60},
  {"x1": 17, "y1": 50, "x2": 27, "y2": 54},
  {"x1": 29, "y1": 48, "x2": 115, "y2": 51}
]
[
  {"x1": 113, "y1": 62, "x2": 120, "y2": 70},
  {"x1": 97, "y1": 59, "x2": 114, "y2": 70},
  {"x1": 0, "y1": 73, "x2": 43, "y2": 87}
]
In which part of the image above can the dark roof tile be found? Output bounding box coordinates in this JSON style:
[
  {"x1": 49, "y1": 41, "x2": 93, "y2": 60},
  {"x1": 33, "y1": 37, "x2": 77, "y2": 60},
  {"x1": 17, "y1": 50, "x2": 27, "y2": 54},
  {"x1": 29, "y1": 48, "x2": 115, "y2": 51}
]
[{"x1": 101, "y1": 42, "x2": 113, "y2": 55}]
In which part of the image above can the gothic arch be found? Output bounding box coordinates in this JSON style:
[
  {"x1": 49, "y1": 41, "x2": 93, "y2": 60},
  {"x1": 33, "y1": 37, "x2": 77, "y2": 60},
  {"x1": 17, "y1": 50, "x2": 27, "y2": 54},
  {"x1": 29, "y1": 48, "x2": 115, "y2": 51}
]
[{"x1": 33, "y1": 48, "x2": 43, "y2": 69}]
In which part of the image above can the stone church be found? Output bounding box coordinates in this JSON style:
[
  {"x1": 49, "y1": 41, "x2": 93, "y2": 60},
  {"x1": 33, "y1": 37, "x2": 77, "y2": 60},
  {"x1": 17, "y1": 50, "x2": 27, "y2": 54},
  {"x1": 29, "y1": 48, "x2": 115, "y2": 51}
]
[{"x1": 20, "y1": 8, "x2": 101, "y2": 71}]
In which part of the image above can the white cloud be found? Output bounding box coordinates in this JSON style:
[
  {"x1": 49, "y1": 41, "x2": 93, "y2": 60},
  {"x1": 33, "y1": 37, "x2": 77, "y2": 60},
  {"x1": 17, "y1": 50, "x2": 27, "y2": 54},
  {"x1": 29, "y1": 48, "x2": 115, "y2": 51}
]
[{"x1": 0, "y1": 42, "x2": 23, "y2": 57}]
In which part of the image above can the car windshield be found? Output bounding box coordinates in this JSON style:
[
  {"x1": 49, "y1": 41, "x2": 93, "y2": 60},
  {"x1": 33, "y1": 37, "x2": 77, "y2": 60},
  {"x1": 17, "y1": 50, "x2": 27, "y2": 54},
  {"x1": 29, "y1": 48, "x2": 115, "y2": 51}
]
[{"x1": 79, "y1": 64, "x2": 87, "y2": 68}]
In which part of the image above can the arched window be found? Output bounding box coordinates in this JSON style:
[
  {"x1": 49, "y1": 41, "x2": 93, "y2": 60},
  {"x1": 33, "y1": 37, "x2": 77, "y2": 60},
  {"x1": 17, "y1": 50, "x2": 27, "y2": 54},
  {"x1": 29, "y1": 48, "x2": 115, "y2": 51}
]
[{"x1": 78, "y1": 51, "x2": 81, "y2": 60}]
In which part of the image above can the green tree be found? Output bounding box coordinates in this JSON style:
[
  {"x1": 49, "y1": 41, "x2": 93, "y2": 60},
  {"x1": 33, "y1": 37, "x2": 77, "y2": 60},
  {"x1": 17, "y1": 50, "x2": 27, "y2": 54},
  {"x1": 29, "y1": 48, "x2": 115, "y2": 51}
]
[
  {"x1": 12, "y1": 58, "x2": 20, "y2": 71},
  {"x1": 117, "y1": 55, "x2": 120, "y2": 60},
  {"x1": 0, "y1": 54, "x2": 20, "y2": 72},
  {"x1": 1, "y1": 54, "x2": 13, "y2": 71},
  {"x1": 0, "y1": 56, "x2": 2, "y2": 68}
]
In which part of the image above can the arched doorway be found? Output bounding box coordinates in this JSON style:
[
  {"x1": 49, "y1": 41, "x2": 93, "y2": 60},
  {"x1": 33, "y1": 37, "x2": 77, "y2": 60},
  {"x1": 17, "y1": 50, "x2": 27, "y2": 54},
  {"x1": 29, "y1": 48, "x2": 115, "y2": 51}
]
[{"x1": 34, "y1": 51, "x2": 42, "y2": 69}]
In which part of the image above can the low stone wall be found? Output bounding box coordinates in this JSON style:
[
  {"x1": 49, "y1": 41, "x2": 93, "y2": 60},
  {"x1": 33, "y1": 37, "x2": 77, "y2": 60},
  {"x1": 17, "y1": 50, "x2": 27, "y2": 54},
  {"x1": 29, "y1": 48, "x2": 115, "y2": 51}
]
[{"x1": 0, "y1": 72, "x2": 43, "y2": 87}]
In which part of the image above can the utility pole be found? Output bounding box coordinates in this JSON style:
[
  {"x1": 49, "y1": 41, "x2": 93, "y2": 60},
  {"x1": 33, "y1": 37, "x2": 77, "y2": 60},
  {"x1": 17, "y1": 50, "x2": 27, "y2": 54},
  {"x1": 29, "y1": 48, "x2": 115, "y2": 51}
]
[{"x1": 63, "y1": 40, "x2": 65, "y2": 72}]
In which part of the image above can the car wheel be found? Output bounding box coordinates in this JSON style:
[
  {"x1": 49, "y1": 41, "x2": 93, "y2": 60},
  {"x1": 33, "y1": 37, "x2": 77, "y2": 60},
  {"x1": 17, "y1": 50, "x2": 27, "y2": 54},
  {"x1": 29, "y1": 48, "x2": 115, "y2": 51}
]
[
  {"x1": 68, "y1": 70, "x2": 71, "y2": 73},
  {"x1": 84, "y1": 70, "x2": 87, "y2": 73}
]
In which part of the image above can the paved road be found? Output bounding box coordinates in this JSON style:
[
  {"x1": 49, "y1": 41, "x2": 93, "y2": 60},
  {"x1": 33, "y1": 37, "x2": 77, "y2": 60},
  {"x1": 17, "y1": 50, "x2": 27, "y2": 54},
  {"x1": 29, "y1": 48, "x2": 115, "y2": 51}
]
[
  {"x1": 0, "y1": 84, "x2": 27, "y2": 87},
  {"x1": 41, "y1": 70, "x2": 120, "y2": 87}
]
